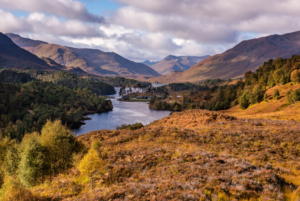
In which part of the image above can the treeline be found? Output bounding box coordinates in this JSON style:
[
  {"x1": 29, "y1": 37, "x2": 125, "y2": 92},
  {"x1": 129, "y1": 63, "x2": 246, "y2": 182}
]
[
  {"x1": 21, "y1": 70, "x2": 116, "y2": 95},
  {"x1": 88, "y1": 76, "x2": 151, "y2": 87},
  {"x1": 0, "y1": 81, "x2": 113, "y2": 141},
  {"x1": 150, "y1": 55, "x2": 300, "y2": 111}
]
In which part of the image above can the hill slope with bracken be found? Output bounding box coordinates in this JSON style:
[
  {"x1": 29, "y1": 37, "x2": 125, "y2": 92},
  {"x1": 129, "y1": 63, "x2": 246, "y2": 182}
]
[
  {"x1": 145, "y1": 31, "x2": 300, "y2": 83},
  {"x1": 6, "y1": 33, "x2": 160, "y2": 78},
  {"x1": 19, "y1": 109, "x2": 300, "y2": 200},
  {"x1": 0, "y1": 33, "x2": 63, "y2": 71},
  {"x1": 151, "y1": 55, "x2": 210, "y2": 75}
]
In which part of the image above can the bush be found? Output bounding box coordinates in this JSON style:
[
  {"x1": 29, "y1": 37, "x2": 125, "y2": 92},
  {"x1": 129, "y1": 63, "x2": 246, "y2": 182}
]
[
  {"x1": 286, "y1": 89, "x2": 300, "y2": 103},
  {"x1": 291, "y1": 69, "x2": 300, "y2": 82},
  {"x1": 117, "y1": 123, "x2": 144, "y2": 131}
]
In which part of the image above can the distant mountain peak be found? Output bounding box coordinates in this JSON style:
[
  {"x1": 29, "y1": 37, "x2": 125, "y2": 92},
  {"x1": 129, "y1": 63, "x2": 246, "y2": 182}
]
[
  {"x1": 151, "y1": 55, "x2": 210, "y2": 75},
  {"x1": 142, "y1": 60, "x2": 159, "y2": 66}
]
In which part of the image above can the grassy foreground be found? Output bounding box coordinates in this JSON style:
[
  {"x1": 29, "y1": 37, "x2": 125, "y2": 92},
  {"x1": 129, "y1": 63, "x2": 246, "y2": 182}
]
[{"x1": 13, "y1": 108, "x2": 299, "y2": 200}]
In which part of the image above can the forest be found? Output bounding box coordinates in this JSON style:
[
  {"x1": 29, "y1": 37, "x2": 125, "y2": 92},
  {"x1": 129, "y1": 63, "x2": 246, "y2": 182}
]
[
  {"x1": 0, "y1": 79, "x2": 113, "y2": 141},
  {"x1": 150, "y1": 55, "x2": 300, "y2": 111}
]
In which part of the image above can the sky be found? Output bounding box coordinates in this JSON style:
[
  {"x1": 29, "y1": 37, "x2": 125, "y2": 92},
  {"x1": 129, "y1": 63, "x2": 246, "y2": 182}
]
[{"x1": 1, "y1": 0, "x2": 300, "y2": 62}]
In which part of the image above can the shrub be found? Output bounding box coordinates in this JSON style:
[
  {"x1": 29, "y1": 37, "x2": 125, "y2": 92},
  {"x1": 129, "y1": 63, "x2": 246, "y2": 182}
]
[
  {"x1": 117, "y1": 123, "x2": 144, "y2": 131},
  {"x1": 291, "y1": 69, "x2": 300, "y2": 82},
  {"x1": 286, "y1": 89, "x2": 300, "y2": 103}
]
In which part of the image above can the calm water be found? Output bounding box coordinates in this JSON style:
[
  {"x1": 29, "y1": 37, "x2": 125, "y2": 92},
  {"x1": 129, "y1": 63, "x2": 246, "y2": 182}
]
[{"x1": 72, "y1": 84, "x2": 170, "y2": 135}]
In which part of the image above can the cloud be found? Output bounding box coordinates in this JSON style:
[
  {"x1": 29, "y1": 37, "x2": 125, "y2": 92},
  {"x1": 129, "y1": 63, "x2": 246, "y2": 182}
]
[
  {"x1": 0, "y1": 10, "x2": 32, "y2": 33},
  {"x1": 0, "y1": 0, "x2": 105, "y2": 23},
  {"x1": 0, "y1": 9, "x2": 103, "y2": 37},
  {"x1": 64, "y1": 24, "x2": 221, "y2": 62},
  {"x1": 112, "y1": 0, "x2": 300, "y2": 43}
]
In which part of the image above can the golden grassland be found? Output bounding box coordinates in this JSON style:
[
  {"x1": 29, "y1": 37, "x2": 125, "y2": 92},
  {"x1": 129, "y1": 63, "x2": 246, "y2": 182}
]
[{"x1": 20, "y1": 108, "x2": 300, "y2": 200}]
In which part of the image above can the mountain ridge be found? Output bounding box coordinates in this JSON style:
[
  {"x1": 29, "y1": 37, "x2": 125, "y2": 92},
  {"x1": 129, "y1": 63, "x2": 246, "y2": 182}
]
[
  {"x1": 6, "y1": 33, "x2": 161, "y2": 78},
  {"x1": 0, "y1": 32, "x2": 63, "y2": 71}
]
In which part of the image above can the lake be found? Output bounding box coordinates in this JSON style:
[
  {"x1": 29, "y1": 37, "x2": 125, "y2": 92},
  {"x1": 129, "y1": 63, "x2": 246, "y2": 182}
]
[{"x1": 72, "y1": 84, "x2": 170, "y2": 135}]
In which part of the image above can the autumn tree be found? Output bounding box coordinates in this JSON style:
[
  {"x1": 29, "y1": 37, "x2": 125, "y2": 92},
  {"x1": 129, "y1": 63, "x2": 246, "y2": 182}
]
[
  {"x1": 40, "y1": 120, "x2": 76, "y2": 175},
  {"x1": 78, "y1": 148, "x2": 104, "y2": 192},
  {"x1": 18, "y1": 133, "x2": 49, "y2": 187}
]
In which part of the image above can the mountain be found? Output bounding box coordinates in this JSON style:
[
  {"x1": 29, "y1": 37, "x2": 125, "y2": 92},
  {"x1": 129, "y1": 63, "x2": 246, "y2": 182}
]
[
  {"x1": 68, "y1": 47, "x2": 161, "y2": 78},
  {"x1": 150, "y1": 55, "x2": 210, "y2": 75},
  {"x1": 6, "y1": 33, "x2": 161, "y2": 78},
  {"x1": 142, "y1": 60, "x2": 159, "y2": 66},
  {"x1": 0, "y1": 33, "x2": 63, "y2": 71},
  {"x1": 144, "y1": 31, "x2": 300, "y2": 83}
]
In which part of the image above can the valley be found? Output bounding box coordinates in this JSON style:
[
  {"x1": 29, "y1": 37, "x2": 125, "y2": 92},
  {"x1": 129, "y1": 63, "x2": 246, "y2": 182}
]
[{"x1": 2, "y1": 5, "x2": 300, "y2": 199}]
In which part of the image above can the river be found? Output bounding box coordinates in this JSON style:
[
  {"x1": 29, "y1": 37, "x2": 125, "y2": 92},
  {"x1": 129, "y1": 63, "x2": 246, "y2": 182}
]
[{"x1": 72, "y1": 84, "x2": 170, "y2": 135}]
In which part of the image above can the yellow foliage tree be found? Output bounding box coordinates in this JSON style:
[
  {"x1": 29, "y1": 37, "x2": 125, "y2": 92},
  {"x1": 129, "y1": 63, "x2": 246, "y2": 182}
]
[{"x1": 78, "y1": 148, "x2": 103, "y2": 192}]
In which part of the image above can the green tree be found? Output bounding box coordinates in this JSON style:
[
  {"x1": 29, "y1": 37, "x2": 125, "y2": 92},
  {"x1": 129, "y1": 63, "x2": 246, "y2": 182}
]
[
  {"x1": 40, "y1": 120, "x2": 75, "y2": 175},
  {"x1": 273, "y1": 89, "x2": 280, "y2": 100},
  {"x1": 239, "y1": 93, "x2": 249, "y2": 109},
  {"x1": 18, "y1": 133, "x2": 49, "y2": 187},
  {"x1": 78, "y1": 148, "x2": 104, "y2": 192},
  {"x1": 263, "y1": 93, "x2": 268, "y2": 102},
  {"x1": 3, "y1": 143, "x2": 20, "y2": 177}
]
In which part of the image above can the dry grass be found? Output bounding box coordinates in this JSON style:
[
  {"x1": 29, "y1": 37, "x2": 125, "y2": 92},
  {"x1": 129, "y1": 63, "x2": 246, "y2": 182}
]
[{"x1": 24, "y1": 113, "x2": 300, "y2": 200}]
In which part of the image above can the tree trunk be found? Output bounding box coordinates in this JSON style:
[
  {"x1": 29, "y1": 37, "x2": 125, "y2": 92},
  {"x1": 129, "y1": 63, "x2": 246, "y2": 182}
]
[{"x1": 90, "y1": 176, "x2": 93, "y2": 193}]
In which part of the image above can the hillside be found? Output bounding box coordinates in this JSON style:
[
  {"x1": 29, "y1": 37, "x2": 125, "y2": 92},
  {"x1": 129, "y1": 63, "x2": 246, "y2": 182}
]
[
  {"x1": 6, "y1": 33, "x2": 161, "y2": 78},
  {"x1": 0, "y1": 33, "x2": 62, "y2": 71},
  {"x1": 144, "y1": 31, "x2": 300, "y2": 83},
  {"x1": 1, "y1": 110, "x2": 296, "y2": 200},
  {"x1": 151, "y1": 55, "x2": 210, "y2": 75}
]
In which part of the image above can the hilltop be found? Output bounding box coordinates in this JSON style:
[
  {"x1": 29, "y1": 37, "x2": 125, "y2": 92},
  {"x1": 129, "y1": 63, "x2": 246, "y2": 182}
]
[{"x1": 6, "y1": 33, "x2": 161, "y2": 78}]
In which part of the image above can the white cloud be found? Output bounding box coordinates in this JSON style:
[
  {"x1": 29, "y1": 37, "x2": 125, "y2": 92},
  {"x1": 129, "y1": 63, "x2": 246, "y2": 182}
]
[
  {"x1": 0, "y1": 9, "x2": 102, "y2": 37},
  {"x1": 0, "y1": 9, "x2": 32, "y2": 33},
  {"x1": 0, "y1": 0, "x2": 104, "y2": 23}
]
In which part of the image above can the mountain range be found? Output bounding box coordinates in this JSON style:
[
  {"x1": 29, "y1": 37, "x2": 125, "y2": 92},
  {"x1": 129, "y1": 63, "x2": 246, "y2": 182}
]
[
  {"x1": 6, "y1": 33, "x2": 160, "y2": 78},
  {"x1": 150, "y1": 55, "x2": 210, "y2": 75},
  {"x1": 143, "y1": 31, "x2": 300, "y2": 83}
]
